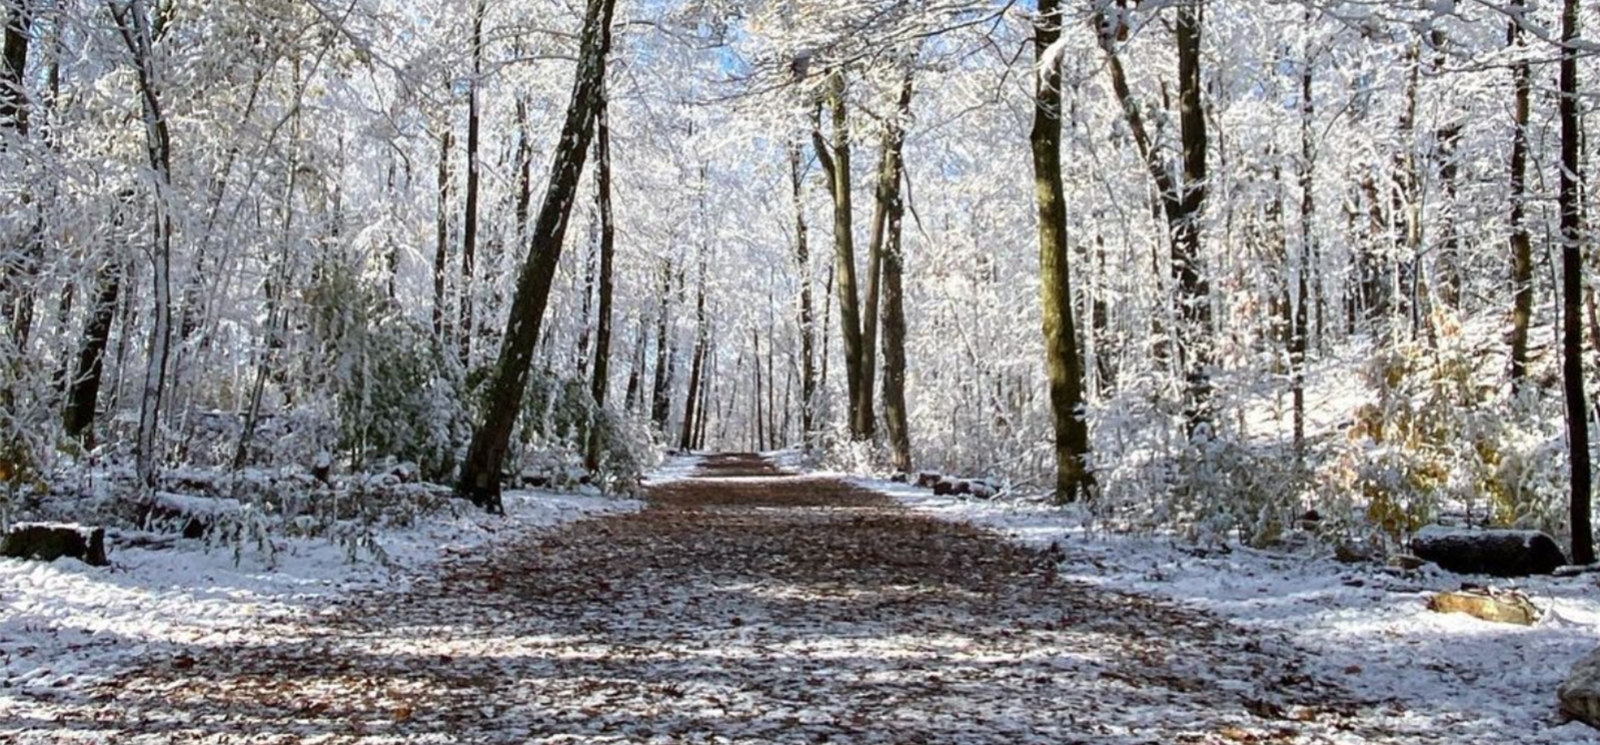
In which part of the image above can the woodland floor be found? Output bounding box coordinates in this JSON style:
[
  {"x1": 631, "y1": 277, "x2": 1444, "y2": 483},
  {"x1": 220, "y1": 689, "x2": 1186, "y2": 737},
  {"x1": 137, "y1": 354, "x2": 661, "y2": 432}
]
[{"x1": 2, "y1": 454, "x2": 1408, "y2": 744}]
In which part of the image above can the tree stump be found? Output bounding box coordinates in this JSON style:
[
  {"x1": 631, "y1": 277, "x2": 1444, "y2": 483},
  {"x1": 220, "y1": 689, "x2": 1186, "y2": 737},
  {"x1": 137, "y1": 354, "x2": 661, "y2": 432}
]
[
  {"x1": 1, "y1": 523, "x2": 109, "y2": 566},
  {"x1": 1426, "y1": 588, "x2": 1540, "y2": 625},
  {"x1": 1409, "y1": 526, "x2": 1566, "y2": 577}
]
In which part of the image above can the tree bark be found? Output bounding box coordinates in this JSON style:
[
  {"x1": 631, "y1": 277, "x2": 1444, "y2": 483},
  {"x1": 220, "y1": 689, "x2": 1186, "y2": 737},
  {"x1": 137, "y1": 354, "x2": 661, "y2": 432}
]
[
  {"x1": 1294, "y1": 26, "x2": 1314, "y2": 455},
  {"x1": 63, "y1": 255, "x2": 122, "y2": 443},
  {"x1": 1099, "y1": 1, "x2": 1212, "y2": 433},
  {"x1": 788, "y1": 139, "x2": 817, "y2": 445},
  {"x1": 110, "y1": 0, "x2": 174, "y2": 490},
  {"x1": 0, "y1": 0, "x2": 28, "y2": 135},
  {"x1": 813, "y1": 75, "x2": 868, "y2": 441},
  {"x1": 1558, "y1": 0, "x2": 1593, "y2": 565},
  {"x1": 1035, "y1": 0, "x2": 1094, "y2": 502},
  {"x1": 0, "y1": 0, "x2": 34, "y2": 348},
  {"x1": 1508, "y1": 0, "x2": 1534, "y2": 388},
  {"x1": 433, "y1": 123, "x2": 452, "y2": 341},
  {"x1": 876, "y1": 72, "x2": 914, "y2": 474},
  {"x1": 458, "y1": 0, "x2": 486, "y2": 366},
  {"x1": 455, "y1": 0, "x2": 618, "y2": 512},
  {"x1": 679, "y1": 254, "x2": 708, "y2": 451},
  {"x1": 624, "y1": 312, "x2": 645, "y2": 412},
  {"x1": 649, "y1": 259, "x2": 674, "y2": 430},
  {"x1": 585, "y1": 75, "x2": 614, "y2": 472}
]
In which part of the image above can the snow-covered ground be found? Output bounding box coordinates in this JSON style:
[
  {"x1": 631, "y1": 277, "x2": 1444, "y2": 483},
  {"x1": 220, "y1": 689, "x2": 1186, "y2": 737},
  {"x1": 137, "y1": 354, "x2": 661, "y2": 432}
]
[
  {"x1": 0, "y1": 489, "x2": 639, "y2": 696},
  {"x1": 871, "y1": 479, "x2": 1600, "y2": 743}
]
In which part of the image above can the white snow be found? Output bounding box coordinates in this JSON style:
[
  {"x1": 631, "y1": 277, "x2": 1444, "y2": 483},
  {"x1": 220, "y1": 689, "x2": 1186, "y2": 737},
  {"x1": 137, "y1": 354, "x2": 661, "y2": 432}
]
[
  {"x1": 870, "y1": 478, "x2": 1600, "y2": 742},
  {"x1": 641, "y1": 452, "x2": 704, "y2": 485},
  {"x1": 0, "y1": 489, "x2": 639, "y2": 696}
]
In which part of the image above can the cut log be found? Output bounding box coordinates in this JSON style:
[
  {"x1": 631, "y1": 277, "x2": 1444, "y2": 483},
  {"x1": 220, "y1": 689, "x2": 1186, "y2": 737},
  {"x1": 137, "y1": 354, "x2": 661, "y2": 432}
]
[
  {"x1": 1426, "y1": 588, "x2": 1540, "y2": 625},
  {"x1": 933, "y1": 477, "x2": 971, "y2": 497},
  {"x1": 141, "y1": 492, "x2": 241, "y2": 539},
  {"x1": 1, "y1": 523, "x2": 109, "y2": 566},
  {"x1": 1559, "y1": 646, "x2": 1600, "y2": 729},
  {"x1": 968, "y1": 479, "x2": 1000, "y2": 499},
  {"x1": 914, "y1": 472, "x2": 942, "y2": 488},
  {"x1": 1409, "y1": 526, "x2": 1566, "y2": 577}
]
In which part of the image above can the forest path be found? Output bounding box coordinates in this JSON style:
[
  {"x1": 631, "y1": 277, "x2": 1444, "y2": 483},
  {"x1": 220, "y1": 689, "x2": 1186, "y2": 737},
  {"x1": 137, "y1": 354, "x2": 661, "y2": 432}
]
[{"x1": 20, "y1": 453, "x2": 1387, "y2": 744}]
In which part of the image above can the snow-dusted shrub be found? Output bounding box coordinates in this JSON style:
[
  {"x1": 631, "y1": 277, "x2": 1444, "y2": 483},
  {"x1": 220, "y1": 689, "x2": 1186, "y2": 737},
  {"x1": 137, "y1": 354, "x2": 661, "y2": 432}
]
[
  {"x1": 507, "y1": 368, "x2": 648, "y2": 495},
  {"x1": 307, "y1": 262, "x2": 468, "y2": 483},
  {"x1": 1319, "y1": 327, "x2": 1566, "y2": 544},
  {"x1": 1089, "y1": 373, "x2": 1309, "y2": 547},
  {"x1": 1169, "y1": 435, "x2": 1310, "y2": 548}
]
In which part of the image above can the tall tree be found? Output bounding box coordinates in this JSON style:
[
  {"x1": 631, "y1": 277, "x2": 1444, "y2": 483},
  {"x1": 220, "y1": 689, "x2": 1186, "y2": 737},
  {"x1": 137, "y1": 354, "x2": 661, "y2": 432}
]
[
  {"x1": 109, "y1": 0, "x2": 175, "y2": 490},
  {"x1": 1558, "y1": 0, "x2": 1593, "y2": 565},
  {"x1": 879, "y1": 71, "x2": 914, "y2": 475},
  {"x1": 0, "y1": 0, "x2": 34, "y2": 345},
  {"x1": 680, "y1": 251, "x2": 708, "y2": 451},
  {"x1": 813, "y1": 72, "x2": 870, "y2": 441},
  {"x1": 788, "y1": 139, "x2": 817, "y2": 445},
  {"x1": 455, "y1": 0, "x2": 619, "y2": 512},
  {"x1": 1293, "y1": 18, "x2": 1315, "y2": 455},
  {"x1": 585, "y1": 73, "x2": 615, "y2": 472},
  {"x1": 0, "y1": 0, "x2": 27, "y2": 136},
  {"x1": 1507, "y1": 0, "x2": 1533, "y2": 387},
  {"x1": 433, "y1": 124, "x2": 452, "y2": 341},
  {"x1": 1033, "y1": 0, "x2": 1093, "y2": 501},
  {"x1": 459, "y1": 0, "x2": 486, "y2": 365},
  {"x1": 1098, "y1": 0, "x2": 1212, "y2": 432},
  {"x1": 649, "y1": 258, "x2": 674, "y2": 430}
]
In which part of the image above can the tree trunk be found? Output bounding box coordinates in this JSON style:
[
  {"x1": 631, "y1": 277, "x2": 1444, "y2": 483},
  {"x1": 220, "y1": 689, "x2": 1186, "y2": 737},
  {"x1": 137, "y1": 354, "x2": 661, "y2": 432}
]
[
  {"x1": 1099, "y1": 1, "x2": 1212, "y2": 433},
  {"x1": 1559, "y1": 0, "x2": 1593, "y2": 565},
  {"x1": 789, "y1": 139, "x2": 816, "y2": 446},
  {"x1": 1508, "y1": 0, "x2": 1534, "y2": 388},
  {"x1": 813, "y1": 75, "x2": 868, "y2": 441},
  {"x1": 110, "y1": 0, "x2": 175, "y2": 490},
  {"x1": 877, "y1": 72, "x2": 914, "y2": 474},
  {"x1": 63, "y1": 256, "x2": 122, "y2": 443},
  {"x1": 1294, "y1": 27, "x2": 1314, "y2": 455},
  {"x1": 752, "y1": 327, "x2": 765, "y2": 451},
  {"x1": 585, "y1": 75, "x2": 615, "y2": 472},
  {"x1": 458, "y1": 0, "x2": 485, "y2": 366},
  {"x1": 624, "y1": 313, "x2": 645, "y2": 412},
  {"x1": 455, "y1": 0, "x2": 618, "y2": 512},
  {"x1": 433, "y1": 123, "x2": 452, "y2": 341},
  {"x1": 0, "y1": 0, "x2": 34, "y2": 348},
  {"x1": 679, "y1": 255, "x2": 708, "y2": 451},
  {"x1": 0, "y1": 0, "x2": 28, "y2": 135},
  {"x1": 1394, "y1": 43, "x2": 1424, "y2": 340},
  {"x1": 1035, "y1": 0, "x2": 1094, "y2": 501},
  {"x1": 649, "y1": 259, "x2": 674, "y2": 430}
]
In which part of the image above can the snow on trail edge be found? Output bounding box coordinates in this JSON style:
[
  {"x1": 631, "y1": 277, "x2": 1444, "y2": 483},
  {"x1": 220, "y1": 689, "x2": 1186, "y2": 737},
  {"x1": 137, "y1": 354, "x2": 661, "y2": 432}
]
[
  {"x1": 0, "y1": 489, "x2": 640, "y2": 695},
  {"x1": 865, "y1": 477, "x2": 1600, "y2": 744}
]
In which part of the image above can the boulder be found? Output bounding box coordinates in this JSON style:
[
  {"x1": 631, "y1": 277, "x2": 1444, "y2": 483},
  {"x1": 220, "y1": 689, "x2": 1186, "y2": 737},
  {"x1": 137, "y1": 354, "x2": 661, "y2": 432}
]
[
  {"x1": 1559, "y1": 647, "x2": 1600, "y2": 728},
  {"x1": 1410, "y1": 526, "x2": 1566, "y2": 577},
  {"x1": 1426, "y1": 587, "x2": 1540, "y2": 626},
  {"x1": 1, "y1": 523, "x2": 108, "y2": 566}
]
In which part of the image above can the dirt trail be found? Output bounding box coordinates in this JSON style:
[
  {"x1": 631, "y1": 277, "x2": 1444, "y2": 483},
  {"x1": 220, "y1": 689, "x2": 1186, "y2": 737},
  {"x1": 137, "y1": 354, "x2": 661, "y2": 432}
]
[{"x1": 8, "y1": 453, "x2": 1380, "y2": 744}]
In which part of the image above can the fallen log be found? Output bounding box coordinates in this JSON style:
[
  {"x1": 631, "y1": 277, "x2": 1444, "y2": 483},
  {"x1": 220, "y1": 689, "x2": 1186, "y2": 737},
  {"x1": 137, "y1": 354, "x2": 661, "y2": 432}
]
[
  {"x1": 1409, "y1": 526, "x2": 1566, "y2": 577},
  {"x1": 1, "y1": 523, "x2": 109, "y2": 566}
]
